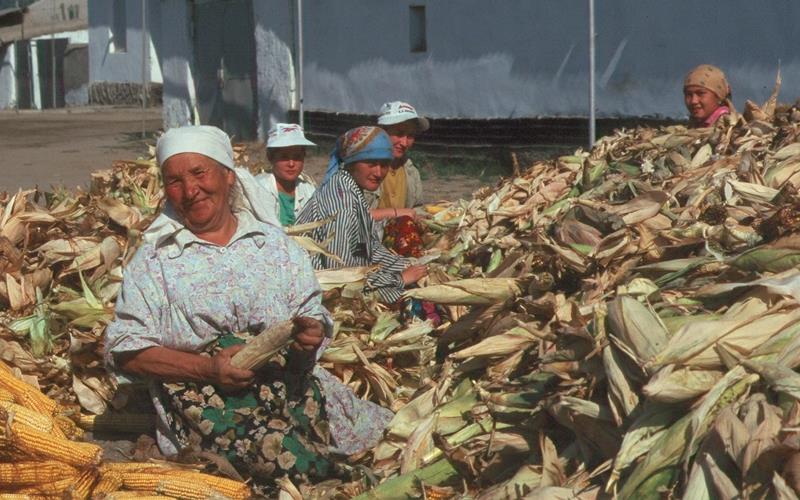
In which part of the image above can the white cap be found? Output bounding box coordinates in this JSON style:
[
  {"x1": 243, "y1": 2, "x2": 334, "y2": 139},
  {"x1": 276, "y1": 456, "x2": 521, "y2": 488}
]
[
  {"x1": 157, "y1": 125, "x2": 234, "y2": 170},
  {"x1": 377, "y1": 101, "x2": 430, "y2": 132},
  {"x1": 266, "y1": 123, "x2": 317, "y2": 148}
]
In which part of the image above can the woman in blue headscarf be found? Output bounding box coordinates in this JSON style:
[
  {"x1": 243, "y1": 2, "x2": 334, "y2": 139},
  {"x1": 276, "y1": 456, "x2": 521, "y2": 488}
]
[{"x1": 299, "y1": 126, "x2": 428, "y2": 303}]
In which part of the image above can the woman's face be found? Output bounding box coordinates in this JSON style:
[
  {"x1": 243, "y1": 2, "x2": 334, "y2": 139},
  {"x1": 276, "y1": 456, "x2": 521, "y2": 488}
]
[
  {"x1": 348, "y1": 160, "x2": 390, "y2": 191},
  {"x1": 384, "y1": 121, "x2": 418, "y2": 161},
  {"x1": 684, "y1": 85, "x2": 722, "y2": 123},
  {"x1": 268, "y1": 146, "x2": 306, "y2": 184},
  {"x1": 162, "y1": 152, "x2": 236, "y2": 234}
]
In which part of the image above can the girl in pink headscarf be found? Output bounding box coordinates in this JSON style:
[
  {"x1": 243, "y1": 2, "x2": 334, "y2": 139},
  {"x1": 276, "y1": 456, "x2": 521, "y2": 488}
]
[{"x1": 683, "y1": 64, "x2": 734, "y2": 128}]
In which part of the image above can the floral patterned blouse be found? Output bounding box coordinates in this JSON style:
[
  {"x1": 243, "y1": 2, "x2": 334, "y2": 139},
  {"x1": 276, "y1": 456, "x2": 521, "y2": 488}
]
[{"x1": 104, "y1": 210, "x2": 391, "y2": 455}]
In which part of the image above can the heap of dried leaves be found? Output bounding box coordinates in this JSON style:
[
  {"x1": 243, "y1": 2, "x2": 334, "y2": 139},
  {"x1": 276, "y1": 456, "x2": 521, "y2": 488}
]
[
  {"x1": 6, "y1": 79, "x2": 800, "y2": 498},
  {"x1": 343, "y1": 80, "x2": 800, "y2": 499}
]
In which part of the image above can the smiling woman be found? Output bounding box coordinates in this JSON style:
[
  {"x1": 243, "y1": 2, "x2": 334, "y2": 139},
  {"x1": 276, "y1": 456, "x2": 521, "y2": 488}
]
[
  {"x1": 103, "y1": 126, "x2": 392, "y2": 496},
  {"x1": 683, "y1": 64, "x2": 733, "y2": 128},
  {"x1": 298, "y1": 126, "x2": 428, "y2": 303},
  {"x1": 256, "y1": 123, "x2": 318, "y2": 226},
  {"x1": 162, "y1": 152, "x2": 238, "y2": 244}
]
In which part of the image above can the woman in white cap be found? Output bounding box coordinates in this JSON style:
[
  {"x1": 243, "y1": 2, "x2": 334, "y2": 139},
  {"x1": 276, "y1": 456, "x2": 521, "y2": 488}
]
[
  {"x1": 256, "y1": 123, "x2": 317, "y2": 226},
  {"x1": 367, "y1": 101, "x2": 429, "y2": 221},
  {"x1": 104, "y1": 125, "x2": 392, "y2": 495}
]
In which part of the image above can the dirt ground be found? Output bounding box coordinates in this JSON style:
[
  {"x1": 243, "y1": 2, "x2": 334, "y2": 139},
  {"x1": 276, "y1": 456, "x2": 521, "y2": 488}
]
[{"x1": 0, "y1": 106, "x2": 490, "y2": 202}]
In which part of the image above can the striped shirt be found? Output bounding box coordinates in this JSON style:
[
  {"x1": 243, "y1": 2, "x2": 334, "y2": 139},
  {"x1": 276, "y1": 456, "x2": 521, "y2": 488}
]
[{"x1": 296, "y1": 169, "x2": 408, "y2": 302}]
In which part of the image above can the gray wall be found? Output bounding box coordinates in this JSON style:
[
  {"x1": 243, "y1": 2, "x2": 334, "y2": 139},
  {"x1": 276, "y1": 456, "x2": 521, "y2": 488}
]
[
  {"x1": 88, "y1": 0, "x2": 161, "y2": 84},
  {"x1": 0, "y1": 45, "x2": 14, "y2": 108},
  {"x1": 285, "y1": 0, "x2": 800, "y2": 119},
  {"x1": 157, "y1": 0, "x2": 194, "y2": 129},
  {"x1": 88, "y1": 0, "x2": 800, "y2": 136},
  {"x1": 253, "y1": 1, "x2": 296, "y2": 139}
]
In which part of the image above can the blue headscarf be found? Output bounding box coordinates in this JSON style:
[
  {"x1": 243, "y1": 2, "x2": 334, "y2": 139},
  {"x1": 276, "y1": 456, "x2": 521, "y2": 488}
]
[{"x1": 322, "y1": 126, "x2": 393, "y2": 185}]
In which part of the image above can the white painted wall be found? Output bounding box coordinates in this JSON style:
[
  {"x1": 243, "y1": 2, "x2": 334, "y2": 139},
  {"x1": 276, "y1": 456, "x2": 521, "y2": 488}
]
[
  {"x1": 261, "y1": 0, "x2": 800, "y2": 120},
  {"x1": 89, "y1": 0, "x2": 800, "y2": 136},
  {"x1": 157, "y1": 0, "x2": 194, "y2": 129},
  {"x1": 88, "y1": 0, "x2": 162, "y2": 84},
  {"x1": 252, "y1": 1, "x2": 297, "y2": 139},
  {"x1": 0, "y1": 45, "x2": 16, "y2": 108}
]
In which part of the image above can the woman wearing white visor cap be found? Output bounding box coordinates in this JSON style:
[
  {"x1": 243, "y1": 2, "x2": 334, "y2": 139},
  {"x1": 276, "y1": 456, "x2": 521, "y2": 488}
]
[
  {"x1": 256, "y1": 123, "x2": 318, "y2": 226},
  {"x1": 367, "y1": 101, "x2": 429, "y2": 221}
]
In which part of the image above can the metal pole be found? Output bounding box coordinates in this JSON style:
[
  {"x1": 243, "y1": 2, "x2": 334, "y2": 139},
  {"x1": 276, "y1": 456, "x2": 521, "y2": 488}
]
[
  {"x1": 297, "y1": 0, "x2": 304, "y2": 128},
  {"x1": 50, "y1": 0, "x2": 55, "y2": 108},
  {"x1": 141, "y1": 0, "x2": 148, "y2": 139},
  {"x1": 588, "y1": 0, "x2": 596, "y2": 149}
]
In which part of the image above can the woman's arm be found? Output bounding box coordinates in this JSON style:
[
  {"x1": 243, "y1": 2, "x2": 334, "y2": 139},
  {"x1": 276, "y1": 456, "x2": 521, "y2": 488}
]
[
  {"x1": 117, "y1": 345, "x2": 255, "y2": 391},
  {"x1": 370, "y1": 207, "x2": 417, "y2": 221}
]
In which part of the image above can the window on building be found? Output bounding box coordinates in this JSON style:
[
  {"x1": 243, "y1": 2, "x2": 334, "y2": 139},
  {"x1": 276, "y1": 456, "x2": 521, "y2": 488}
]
[
  {"x1": 409, "y1": 5, "x2": 426, "y2": 53},
  {"x1": 112, "y1": 0, "x2": 127, "y2": 53}
]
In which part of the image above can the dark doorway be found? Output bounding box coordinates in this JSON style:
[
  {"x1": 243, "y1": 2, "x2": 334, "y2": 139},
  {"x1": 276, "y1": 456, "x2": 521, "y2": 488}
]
[
  {"x1": 14, "y1": 41, "x2": 32, "y2": 109},
  {"x1": 36, "y1": 38, "x2": 68, "y2": 109},
  {"x1": 192, "y1": 0, "x2": 257, "y2": 141}
]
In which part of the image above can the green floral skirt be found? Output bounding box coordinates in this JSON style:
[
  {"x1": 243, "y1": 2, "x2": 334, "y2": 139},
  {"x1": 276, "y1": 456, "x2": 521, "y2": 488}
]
[{"x1": 161, "y1": 335, "x2": 336, "y2": 496}]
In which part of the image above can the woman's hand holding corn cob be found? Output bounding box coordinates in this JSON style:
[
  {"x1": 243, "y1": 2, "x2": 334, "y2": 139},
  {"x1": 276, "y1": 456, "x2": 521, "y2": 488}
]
[
  {"x1": 291, "y1": 317, "x2": 325, "y2": 353},
  {"x1": 208, "y1": 345, "x2": 255, "y2": 391}
]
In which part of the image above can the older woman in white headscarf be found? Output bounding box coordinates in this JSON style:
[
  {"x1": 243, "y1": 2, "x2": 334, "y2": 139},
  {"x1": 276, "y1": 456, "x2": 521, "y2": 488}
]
[{"x1": 103, "y1": 126, "x2": 390, "y2": 496}]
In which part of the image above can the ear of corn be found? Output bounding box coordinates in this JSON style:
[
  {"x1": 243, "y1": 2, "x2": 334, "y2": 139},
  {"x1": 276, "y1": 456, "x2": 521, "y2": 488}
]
[
  {"x1": 0, "y1": 401, "x2": 64, "y2": 438},
  {"x1": 155, "y1": 477, "x2": 225, "y2": 500},
  {"x1": 607, "y1": 296, "x2": 668, "y2": 364},
  {"x1": 13, "y1": 476, "x2": 77, "y2": 495},
  {"x1": 4, "y1": 410, "x2": 103, "y2": 467},
  {"x1": 0, "y1": 363, "x2": 57, "y2": 416},
  {"x1": 72, "y1": 467, "x2": 100, "y2": 499},
  {"x1": 0, "y1": 388, "x2": 14, "y2": 403},
  {"x1": 450, "y1": 327, "x2": 537, "y2": 360},
  {"x1": 163, "y1": 470, "x2": 251, "y2": 500},
  {"x1": 0, "y1": 460, "x2": 77, "y2": 486},
  {"x1": 642, "y1": 366, "x2": 724, "y2": 403},
  {"x1": 119, "y1": 469, "x2": 249, "y2": 499},
  {"x1": 404, "y1": 278, "x2": 521, "y2": 305},
  {"x1": 92, "y1": 469, "x2": 124, "y2": 494},
  {"x1": 230, "y1": 319, "x2": 295, "y2": 370},
  {"x1": 102, "y1": 494, "x2": 177, "y2": 500},
  {"x1": 54, "y1": 414, "x2": 84, "y2": 439}
]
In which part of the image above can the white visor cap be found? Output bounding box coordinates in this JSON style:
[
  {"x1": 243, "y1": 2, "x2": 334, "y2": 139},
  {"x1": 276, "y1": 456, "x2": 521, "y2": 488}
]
[
  {"x1": 267, "y1": 123, "x2": 317, "y2": 148},
  {"x1": 377, "y1": 101, "x2": 430, "y2": 132}
]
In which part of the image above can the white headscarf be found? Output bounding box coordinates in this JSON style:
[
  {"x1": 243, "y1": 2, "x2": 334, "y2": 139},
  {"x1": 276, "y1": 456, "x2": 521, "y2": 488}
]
[{"x1": 144, "y1": 125, "x2": 280, "y2": 246}]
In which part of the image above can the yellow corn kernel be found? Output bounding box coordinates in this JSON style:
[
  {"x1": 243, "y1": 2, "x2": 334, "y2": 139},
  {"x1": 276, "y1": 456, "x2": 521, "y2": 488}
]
[
  {"x1": 71, "y1": 468, "x2": 99, "y2": 499},
  {"x1": 0, "y1": 387, "x2": 15, "y2": 403},
  {"x1": 156, "y1": 477, "x2": 226, "y2": 500},
  {"x1": 119, "y1": 471, "x2": 165, "y2": 491},
  {"x1": 14, "y1": 477, "x2": 76, "y2": 495},
  {"x1": 0, "y1": 401, "x2": 65, "y2": 438},
  {"x1": 7, "y1": 414, "x2": 103, "y2": 467},
  {"x1": 164, "y1": 470, "x2": 251, "y2": 499},
  {"x1": 103, "y1": 494, "x2": 177, "y2": 500},
  {"x1": 100, "y1": 461, "x2": 170, "y2": 472},
  {"x1": 92, "y1": 469, "x2": 124, "y2": 494},
  {"x1": 55, "y1": 414, "x2": 84, "y2": 439},
  {"x1": 0, "y1": 362, "x2": 57, "y2": 415},
  {"x1": 0, "y1": 460, "x2": 78, "y2": 486}
]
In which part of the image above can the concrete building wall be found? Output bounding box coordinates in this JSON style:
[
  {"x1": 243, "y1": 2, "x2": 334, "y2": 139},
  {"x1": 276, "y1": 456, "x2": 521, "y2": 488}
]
[
  {"x1": 87, "y1": 0, "x2": 162, "y2": 84},
  {"x1": 33, "y1": 30, "x2": 90, "y2": 107},
  {"x1": 158, "y1": 0, "x2": 194, "y2": 129},
  {"x1": 252, "y1": 1, "x2": 296, "y2": 139},
  {"x1": 89, "y1": 0, "x2": 800, "y2": 136},
  {"x1": 0, "y1": 44, "x2": 16, "y2": 108},
  {"x1": 262, "y1": 0, "x2": 800, "y2": 120}
]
